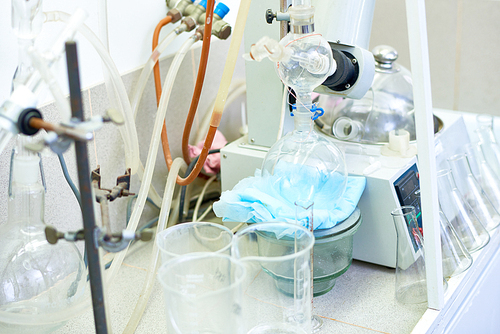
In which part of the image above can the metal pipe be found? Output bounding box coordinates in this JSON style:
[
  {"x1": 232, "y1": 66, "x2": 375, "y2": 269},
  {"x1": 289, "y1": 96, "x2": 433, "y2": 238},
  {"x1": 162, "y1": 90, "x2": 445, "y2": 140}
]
[{"x1": 65, "y1": 41, "x2": 108, "y2": 334}]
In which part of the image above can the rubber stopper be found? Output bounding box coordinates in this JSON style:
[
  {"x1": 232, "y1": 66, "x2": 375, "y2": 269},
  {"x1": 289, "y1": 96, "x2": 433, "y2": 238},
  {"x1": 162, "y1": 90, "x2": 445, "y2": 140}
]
[{"x1": 18, "y1": 108, "x2": 42, "y2": 136}]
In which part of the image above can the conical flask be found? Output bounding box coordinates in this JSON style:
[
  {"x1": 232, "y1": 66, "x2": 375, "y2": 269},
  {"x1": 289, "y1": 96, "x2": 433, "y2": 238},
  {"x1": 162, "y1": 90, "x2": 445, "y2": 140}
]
[
  {"x1": 465, "y1": 142, "x2": 500, "y2": 208},
  {"x1": 414, "y1": 191, "x2": 473, "y2": 279},
  {"x1": 0, "y1": 136, "x2": 88, "y2": 333},
  {"x1": 448, "y1": 153, "x2": 500, "y2": 231},
  {"x1": 391, "y1": 206, "x2": 429, "y2": 304},
  {"x1": 436, "y1": 169, "x2": 489, "y2": 253},
  {"x1": 439, "y1": 210, "x2": 473, "y2": 278},
  {"x1": 475, "y1": 125, "x2": 500, "y2": 179}
]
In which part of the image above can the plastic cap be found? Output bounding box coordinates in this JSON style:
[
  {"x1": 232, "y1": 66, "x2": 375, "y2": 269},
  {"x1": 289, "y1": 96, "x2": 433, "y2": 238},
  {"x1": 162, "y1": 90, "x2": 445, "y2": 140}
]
[
  {"x1": 214, "y1": 2, "x2": 230, "y2": 19},
  {"x1": 198, "y1": 0, "x2": 207, "y2": 9}
]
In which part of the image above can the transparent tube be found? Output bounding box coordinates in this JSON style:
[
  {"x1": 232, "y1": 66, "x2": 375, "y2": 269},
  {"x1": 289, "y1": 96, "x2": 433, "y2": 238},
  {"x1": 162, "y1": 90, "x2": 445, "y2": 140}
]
[
  {"x1": 106, "y1": 36, "x2": 196, "y2": 284},
  {"x1": 130, "y1": 30, "x2": 178, "y2": 119},
  {"x1": 27, "y1": 48, "x2": 71, "y2": 121},
  {"x1": 44, "y1": 11, "x2": 140, "y2": 174},
  {"x1": 123, "y1": 158, "x2": 186, "y2": 334}
]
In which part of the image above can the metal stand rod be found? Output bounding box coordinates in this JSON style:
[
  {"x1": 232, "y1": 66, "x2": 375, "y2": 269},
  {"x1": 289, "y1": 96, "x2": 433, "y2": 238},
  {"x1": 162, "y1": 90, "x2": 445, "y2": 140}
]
[{"x1": 65, "y1": 41, "x2": 108, "y2": 333}]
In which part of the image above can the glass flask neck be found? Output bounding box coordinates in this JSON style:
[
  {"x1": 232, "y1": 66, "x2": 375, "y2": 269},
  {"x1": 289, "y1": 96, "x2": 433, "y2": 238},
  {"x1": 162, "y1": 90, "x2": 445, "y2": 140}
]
[
  {"x1": 293, "y1": 92, "x2": 313, "y2": 133},
  {"x1": 8, "y1": 137, "x2": 45, "y2": 231}
]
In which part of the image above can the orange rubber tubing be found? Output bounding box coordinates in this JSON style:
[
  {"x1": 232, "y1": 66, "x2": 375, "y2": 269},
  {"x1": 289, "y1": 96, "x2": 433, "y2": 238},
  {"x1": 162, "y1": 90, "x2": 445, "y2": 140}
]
[{"x1": 153, "y1": 0, "x2": 216, "y2": 186}]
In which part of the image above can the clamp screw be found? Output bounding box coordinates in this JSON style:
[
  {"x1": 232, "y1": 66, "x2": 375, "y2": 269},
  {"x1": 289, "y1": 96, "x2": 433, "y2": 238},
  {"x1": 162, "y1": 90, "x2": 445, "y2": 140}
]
[{"x1": 266, "y1": 9, "x2": 276, "y2": 24}]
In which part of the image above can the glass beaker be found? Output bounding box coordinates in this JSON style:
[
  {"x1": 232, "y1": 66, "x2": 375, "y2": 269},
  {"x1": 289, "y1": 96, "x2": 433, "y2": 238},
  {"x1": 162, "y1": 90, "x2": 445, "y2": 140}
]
[
  {"x1": 295, "y1": 200, "x2": 323, "y2": 333},
  {"x1": 437, "y1": 169, "x2": 489, "y2": 253},
  {"x1": 465, "y1": 143, "x2": 500, "y2": 208},
  {"x1": 448, "y1": 154, "x2": 500, "y2": 231},
  {"x1": 439, "y1": 210, "x2": 473, "y2": 278},
  {"x1": 156, "y1": 222, "x2": 233, "y2": 264},
  {"x1": 391, "y1": 206, "x2": 429, "y2": 304},
  {"x1": 232, "y1": 222, "x2": 315, "y2": 334},
  {"x1": 157, "y1": 253, "x2": 246, "y2": 334}
]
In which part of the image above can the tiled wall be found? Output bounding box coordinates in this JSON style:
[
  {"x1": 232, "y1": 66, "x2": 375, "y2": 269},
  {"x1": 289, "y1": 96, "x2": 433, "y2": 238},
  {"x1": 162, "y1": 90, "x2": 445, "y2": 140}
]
[{"x1": 370, "y1": 0, "x2": 500, "y2": 115}]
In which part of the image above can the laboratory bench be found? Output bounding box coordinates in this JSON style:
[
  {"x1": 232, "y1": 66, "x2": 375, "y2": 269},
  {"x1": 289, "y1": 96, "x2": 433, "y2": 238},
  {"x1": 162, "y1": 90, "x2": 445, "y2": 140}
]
[{"x1": 54, "y1": 217, "x2": 500, "y2": 334}]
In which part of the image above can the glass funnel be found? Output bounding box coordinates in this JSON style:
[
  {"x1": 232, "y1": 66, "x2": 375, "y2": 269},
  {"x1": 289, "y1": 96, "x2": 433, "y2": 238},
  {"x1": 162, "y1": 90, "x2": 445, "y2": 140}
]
[
  {"x1": 465, "y1": 143, "x2": 500, "y2": 209},
  {"x1": 436, "y1": 169, "x2": 489, "y2": 253},
  {"x1": 0, "y1": 136, "x2": 88, "y2": 333},
  {"x1": 447, "y1": 154, "x2": 500, "y2": 231}
]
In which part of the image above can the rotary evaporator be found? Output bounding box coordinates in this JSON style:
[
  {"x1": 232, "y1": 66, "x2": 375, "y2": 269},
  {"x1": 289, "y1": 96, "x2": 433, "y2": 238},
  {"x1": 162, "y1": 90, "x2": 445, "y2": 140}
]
[{"x1": 220, "y1": 0, "x2": 470, "y2": 271}]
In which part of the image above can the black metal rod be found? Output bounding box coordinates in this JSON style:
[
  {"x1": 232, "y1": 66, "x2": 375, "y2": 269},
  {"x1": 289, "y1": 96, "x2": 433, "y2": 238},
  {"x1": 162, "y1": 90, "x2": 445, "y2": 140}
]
[{"x1": 65, "y1": 41, "x2": 108, "y2": 334}]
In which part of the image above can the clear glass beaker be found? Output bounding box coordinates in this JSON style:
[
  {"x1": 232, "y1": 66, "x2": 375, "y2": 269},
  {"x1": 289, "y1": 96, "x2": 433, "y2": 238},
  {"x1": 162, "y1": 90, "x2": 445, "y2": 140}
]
[
  {"x1": 448, "y1": 154, "x2": 500, "y2": 231},
  {"x1": 465, "y1": 142, "x2": 500, "y2": 209},
  {"x1": 391, "y1": 206, "x2": 429, "y2": 304},
  {"x1": 232, "y1": 222, "x2": 315, "y2": 334},
  {"x1": 156, "y1": 222, "x2": 233, "y2": 264},
  {"x1": 157, "y1": 253, "x2": 246, "y2": 334},
  {"x1": 439, "y1": 210, "x2": 473, "y2": 278},
  {"x1": 437, "y1": 169, "x2": 489, "y2": 253}
]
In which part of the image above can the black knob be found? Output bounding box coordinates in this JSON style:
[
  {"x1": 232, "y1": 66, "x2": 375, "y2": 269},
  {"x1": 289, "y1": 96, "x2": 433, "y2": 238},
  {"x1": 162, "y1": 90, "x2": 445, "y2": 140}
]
[{"x1": 266, "y1": 9, "x2": 275, "y2": 24}]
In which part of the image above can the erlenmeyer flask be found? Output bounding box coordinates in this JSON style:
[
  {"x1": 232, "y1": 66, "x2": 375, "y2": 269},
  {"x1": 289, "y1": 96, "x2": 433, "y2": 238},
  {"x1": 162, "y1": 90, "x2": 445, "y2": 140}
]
[
  {"x1": 439, "y1": 210, "x2": 473, "y2": 278},
  {"x1": 448, "y1": 154, "x2": 500, "y2": 231},
  {"x1": 414, "y1": 191, "x2": 472, "y2": 279},
  {"x1": 475, "y1": 126, "x2": 500, "y2": 179},
  {"x1": 391, "y1": 206, "x2": 429, "y2": 304},
  {"x1": 437, "y1": 169, "x2": 489, "y2": 253},
  {"x1": 465, "y1": 142, "x2": 500, "y2": 208}
]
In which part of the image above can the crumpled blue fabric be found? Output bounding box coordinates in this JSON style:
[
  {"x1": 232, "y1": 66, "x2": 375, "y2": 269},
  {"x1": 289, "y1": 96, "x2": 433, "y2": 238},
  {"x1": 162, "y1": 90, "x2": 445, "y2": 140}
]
[{"x1": 213, "y1": 160, "x2": 366, "y2": 230}]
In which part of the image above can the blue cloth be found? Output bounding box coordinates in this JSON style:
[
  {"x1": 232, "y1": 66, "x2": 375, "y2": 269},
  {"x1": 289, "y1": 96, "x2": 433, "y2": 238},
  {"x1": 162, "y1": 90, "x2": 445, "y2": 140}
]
[{"x1": 213, "y1": 161, "x2": 366, "y2": 230}]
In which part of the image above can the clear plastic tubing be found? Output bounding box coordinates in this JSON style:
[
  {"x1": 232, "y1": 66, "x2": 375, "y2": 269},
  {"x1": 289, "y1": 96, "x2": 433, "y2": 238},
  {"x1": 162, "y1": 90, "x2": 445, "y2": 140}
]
[
  {"x1": 209, "y1": 0, "x2": 252, "y2": 130},
  {"x1": 130, "y1": 30, "x2": 178, "y2": 119},
  {"x1": 27, "y1": 48, "x2": 71, "y2": 121},
  {"x1": 106, "y1": 36, "x2": 196, "y2": 284},
  {"x1": 123, "y1": 157, "x2": 186, "y2": 334},
  {"x1": 44, "y1": 11, "x2": 140, "y2": 175}
]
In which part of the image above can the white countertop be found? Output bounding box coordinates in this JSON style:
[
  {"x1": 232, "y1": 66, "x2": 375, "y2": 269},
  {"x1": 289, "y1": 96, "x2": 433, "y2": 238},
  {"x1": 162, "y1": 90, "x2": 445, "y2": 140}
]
[{"x1": 55, "y1": 240, "x2": 427, "y2": 334}]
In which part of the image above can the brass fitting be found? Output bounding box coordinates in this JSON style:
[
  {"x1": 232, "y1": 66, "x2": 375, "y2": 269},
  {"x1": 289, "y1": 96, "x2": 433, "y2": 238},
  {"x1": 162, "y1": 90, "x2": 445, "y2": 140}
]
[
  {"x1": 212, "y1": 19, "x2": 231, "y2": 40},
  {"x1": 167, "y1": 8, "x2": 182, "y2": 23},
  {"x1": 175, "y1": 0, "x2": 193, "y2": 15},
  {"x1": 182, "y1": 16, "x2": 197, "y2": 32}
]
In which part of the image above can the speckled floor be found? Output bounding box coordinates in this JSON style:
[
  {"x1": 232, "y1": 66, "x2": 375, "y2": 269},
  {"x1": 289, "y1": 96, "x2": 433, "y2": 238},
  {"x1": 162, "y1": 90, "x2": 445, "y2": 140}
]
[{"x1": 54, "y1": 240, "x2": 426, "y2": 334}]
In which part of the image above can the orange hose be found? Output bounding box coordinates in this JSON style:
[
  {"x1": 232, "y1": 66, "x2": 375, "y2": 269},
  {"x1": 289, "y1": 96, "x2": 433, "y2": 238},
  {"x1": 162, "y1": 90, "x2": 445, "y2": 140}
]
[
  {"x1": 180, "y1": 1, "x2": 215, "y2": 164},
  {"x1": 153, "y1": 0, "x2": 216, "y2": 185}
]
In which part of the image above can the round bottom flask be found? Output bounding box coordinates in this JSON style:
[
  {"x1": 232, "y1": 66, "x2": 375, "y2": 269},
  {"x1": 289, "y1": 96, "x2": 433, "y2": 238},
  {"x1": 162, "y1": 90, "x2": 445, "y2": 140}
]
[
  {"x1": 0, "y1": 139, "x2": 88, "y2": 333},
  {"x1": 262, "y1": 108, "x2": 347, "y2": 215}
]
